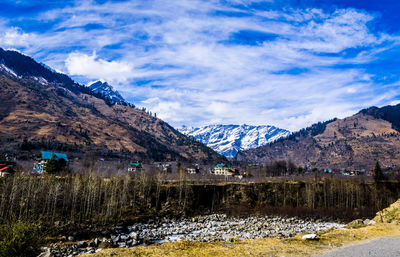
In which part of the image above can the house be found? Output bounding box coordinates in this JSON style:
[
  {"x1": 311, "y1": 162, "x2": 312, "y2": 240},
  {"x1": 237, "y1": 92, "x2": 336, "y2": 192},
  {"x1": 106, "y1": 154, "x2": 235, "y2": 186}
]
[
  {"x1": 163, "y1": 163, "x2": 172, "y2": 173},
  {"x1": 186, "y1": 165, "x2": 200, "y2": 174},
  {"x1": 155, "y1": 162, "x2": 173, "y2": 173},
  {"x1": 128, "y1": 161, "x2": 143, "y2": 172},
  {"x1": 0, "y1": 164, "x2": 12, "y2": 177},
  {"x1": 33, "y1": 151, "x2": 69, "y2": 174},
  {"x1": 214, "y1": 163, "x2": 234, "y2": 176},
  {"x1": 186, "y1": 168, "x2": 197, "y2": 174}
]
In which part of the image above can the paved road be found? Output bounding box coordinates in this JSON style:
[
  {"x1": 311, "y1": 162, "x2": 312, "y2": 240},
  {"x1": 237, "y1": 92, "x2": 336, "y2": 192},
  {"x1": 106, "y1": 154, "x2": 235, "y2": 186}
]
[{"x1": 318, "y1": 237, "x2": 400, "y2": 257}]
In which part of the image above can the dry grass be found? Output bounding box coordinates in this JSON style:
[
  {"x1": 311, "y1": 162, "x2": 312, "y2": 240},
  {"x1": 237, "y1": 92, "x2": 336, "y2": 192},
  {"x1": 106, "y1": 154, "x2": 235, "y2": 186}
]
[
  {"x1": 81, "y1": 223, "x2": 400, "y2": 257},
  {"x1": 374, "y1": 198, "x2": 400, "y2": 223}
]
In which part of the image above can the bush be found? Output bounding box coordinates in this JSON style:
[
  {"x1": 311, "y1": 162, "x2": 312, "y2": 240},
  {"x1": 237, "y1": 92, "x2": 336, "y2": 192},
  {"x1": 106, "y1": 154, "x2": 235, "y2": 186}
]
[{"x1": 0, "y1": 220, "x2": 44, "y2": 257}]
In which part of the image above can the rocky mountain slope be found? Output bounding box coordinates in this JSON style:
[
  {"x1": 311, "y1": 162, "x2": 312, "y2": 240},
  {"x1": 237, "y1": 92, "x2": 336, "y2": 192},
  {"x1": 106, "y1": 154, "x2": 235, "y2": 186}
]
[
  {"x1": 0, "y1": 48, "x2": 224, "y2": 162},
  {"x1": 236, "y1": 105, "x2": 400, "y2": 170},
  {"x1": 178, "y1": 124, "x2": 289, "y2": 158},
  {"x1": 88, "y1": 80, "x2": 126, "y2": 105}
]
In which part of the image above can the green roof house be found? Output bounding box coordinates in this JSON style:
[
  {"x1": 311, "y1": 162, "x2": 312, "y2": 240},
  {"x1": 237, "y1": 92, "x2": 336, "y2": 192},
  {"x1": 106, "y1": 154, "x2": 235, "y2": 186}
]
[
  {"x1": 33, "y1": 151, "x2": 69, "y2": 174},
  {"x1": 128, "y1": 161, "x2": 143, "y2": 172},
  {"x1": 214, "y1": 163, "x2": 233, "y2": 176}
]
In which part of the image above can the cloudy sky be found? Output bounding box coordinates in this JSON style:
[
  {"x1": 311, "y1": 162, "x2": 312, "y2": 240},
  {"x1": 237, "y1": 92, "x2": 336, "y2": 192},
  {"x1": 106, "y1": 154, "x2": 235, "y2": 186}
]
[{"x1": 1, "y1": 0, "x2": 400, "y2": 131}]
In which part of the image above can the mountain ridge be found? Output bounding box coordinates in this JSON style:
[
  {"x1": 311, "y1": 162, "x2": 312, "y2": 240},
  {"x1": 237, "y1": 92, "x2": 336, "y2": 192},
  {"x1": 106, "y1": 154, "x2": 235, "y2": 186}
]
[
  {"x1": 0, "y1": 48, "x2": 225, "y2": 163},
  {"x1": 236, "y1": 105, "x2": 400, "y2": 170},
  {"x1": 178, "y1": 124, "x2": 289, "y2": 158}
]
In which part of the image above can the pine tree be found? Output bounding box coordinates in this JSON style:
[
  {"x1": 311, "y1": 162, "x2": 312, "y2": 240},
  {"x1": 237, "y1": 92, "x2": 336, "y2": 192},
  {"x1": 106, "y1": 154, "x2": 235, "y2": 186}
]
[
  {"x1": 44, "y1": 155, "x2": 67, "y2": 174},
  {"x1": 373, "y1": 161, "x2": 385, "y2": 182}
]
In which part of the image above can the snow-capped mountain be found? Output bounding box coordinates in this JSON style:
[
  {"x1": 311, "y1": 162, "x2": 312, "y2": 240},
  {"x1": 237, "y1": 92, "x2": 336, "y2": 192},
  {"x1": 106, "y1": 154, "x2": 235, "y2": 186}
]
[
  {"x1": 178, "y1": 124, "x2": 290, "y2": 159},
  {"x1": 88, "y1": 81, "x2": 126, "y2": 105}
]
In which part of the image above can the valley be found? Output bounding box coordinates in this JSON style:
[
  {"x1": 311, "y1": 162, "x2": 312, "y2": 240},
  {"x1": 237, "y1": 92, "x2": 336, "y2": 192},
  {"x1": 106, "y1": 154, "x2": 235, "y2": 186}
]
[{"x1": 0, "y1": 42, "x2": 400, "y2": 257}]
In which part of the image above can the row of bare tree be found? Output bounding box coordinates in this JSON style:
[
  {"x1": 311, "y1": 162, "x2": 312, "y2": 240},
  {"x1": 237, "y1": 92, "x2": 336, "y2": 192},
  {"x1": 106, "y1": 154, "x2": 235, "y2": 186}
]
[{"x1": 0, "y1": 172, "x2": 399, "y2": 227}]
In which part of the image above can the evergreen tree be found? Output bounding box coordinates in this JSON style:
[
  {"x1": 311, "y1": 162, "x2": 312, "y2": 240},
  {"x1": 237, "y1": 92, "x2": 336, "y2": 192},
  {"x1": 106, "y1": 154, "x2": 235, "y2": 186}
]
[
  {"x1": 44, "y1": 155, "x2": 67, "y2": 174},
  {"x1": 373, "y1": 161, "x2": 385, "y2": 182}
]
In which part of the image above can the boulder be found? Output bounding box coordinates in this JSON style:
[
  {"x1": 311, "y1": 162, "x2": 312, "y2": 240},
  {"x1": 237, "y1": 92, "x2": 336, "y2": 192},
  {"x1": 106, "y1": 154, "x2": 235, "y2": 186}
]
[
  {"x1": 77, "y1": 241, "x2": 88, "y2": 248},
  {"x1": 129, "y1": 231, "x2": 138, "y2": 239},
  {"x1": 346, "y1": 219, "x2": 365, "y2": 228},
  {"x1": 302, "y1": 234, "x2": 318, "y2": 240},
  {"x1": 94, "y1": 237, "x2": 101, "y2": 246},
  {"x1": 363, "y1": 219, "x2": 371, "y2": 225},
  {"x1": 37, "y1": 248, "x2": 51, "y2": 257}
]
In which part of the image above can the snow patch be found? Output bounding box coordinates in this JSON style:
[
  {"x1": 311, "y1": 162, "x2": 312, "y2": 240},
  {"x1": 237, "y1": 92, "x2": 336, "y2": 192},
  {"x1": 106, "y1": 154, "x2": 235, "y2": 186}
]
[{"x1": 0, "y1": 63, "x2": 17, "y2": 77}]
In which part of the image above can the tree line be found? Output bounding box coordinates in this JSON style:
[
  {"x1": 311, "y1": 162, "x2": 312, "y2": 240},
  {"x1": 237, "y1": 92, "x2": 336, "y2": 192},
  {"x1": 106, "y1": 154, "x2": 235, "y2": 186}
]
[{"x1": 1, "y1": 172, "x2": 399, "y2": 232}]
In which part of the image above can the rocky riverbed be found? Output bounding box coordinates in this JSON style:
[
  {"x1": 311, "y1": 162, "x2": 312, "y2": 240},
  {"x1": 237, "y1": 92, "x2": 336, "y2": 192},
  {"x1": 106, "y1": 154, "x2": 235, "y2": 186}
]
[{"x1": 41, "y1": 214, "x2": 345, "y2": 256}]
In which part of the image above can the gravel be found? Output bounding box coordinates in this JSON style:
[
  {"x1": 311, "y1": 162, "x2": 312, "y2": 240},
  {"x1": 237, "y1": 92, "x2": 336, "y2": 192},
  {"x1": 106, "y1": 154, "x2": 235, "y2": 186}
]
[{"x1": 317, "y1": 237, "x2": 400, "y2": 257}]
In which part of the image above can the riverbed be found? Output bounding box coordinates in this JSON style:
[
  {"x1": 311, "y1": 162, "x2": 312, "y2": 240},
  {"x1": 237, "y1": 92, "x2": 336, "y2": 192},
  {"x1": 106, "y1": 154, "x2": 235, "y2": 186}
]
[{"x1": 43, "y1": 214, "x2": 345, "y2": 256}]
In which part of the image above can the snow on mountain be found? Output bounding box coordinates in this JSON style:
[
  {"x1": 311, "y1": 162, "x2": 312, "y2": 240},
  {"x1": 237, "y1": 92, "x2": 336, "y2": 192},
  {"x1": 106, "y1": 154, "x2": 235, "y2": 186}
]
[
  {"x1": 1, "y1": 63, "x2": 49, "y2": 85},
  {"x1": 0, "y1": 63, "x2": 17, "y2": 77},
  {"x1": 178, "y1": 124, "x2": 290, "y2": 159},
  {"x1": 88, "y1": 80, "x2": 126, "y2": 105}
]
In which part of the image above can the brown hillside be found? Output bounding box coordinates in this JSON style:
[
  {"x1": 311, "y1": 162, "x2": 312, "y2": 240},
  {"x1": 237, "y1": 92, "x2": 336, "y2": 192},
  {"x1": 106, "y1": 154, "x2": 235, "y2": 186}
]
[
  {"x1": 236, "y1": 112, "x2": 400, "y2": 170},
  {"x1": 0, "y1": 74, "x2": 223, "y2": 163}
]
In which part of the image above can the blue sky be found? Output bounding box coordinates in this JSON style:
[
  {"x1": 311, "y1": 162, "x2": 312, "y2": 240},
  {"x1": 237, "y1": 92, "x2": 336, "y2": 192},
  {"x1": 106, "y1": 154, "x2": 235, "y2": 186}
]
[{"x1": 1, "y1": 0, "x2": 400, "y2": 131}]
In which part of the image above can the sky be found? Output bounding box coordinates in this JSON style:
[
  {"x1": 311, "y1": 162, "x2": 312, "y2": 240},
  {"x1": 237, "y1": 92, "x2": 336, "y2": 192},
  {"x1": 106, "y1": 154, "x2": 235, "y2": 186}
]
[{"x1": 1, "y1": 0, "x2": 400, "y2": 131}]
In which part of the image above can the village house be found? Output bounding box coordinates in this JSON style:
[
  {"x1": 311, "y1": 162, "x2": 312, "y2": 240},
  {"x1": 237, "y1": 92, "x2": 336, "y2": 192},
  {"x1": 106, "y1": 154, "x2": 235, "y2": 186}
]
[
  {"x1": 127, "y1": 161, "x2": 143, "y2": 172},
  {"x1": 33, "y1": 151, "x2": 69, "y2": 174},
  {"x1": 214, "y1": 163, "x2": 234, "y2": 176},
  {"x1": 154, "y1": 162, "x2": 173, "y2": 173},
  {"x1": 0, "y1": 163, "x2": 12, "y2": 177},
  {"x1": 186, "y1": 164, "x2": 200, "y2": 174}
]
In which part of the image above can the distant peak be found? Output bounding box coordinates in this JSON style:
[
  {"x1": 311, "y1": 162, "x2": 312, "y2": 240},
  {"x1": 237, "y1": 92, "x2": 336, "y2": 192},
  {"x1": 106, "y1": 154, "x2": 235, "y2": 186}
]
[
  {"x1": 177, "y1": 124, "x2": 289, "y2": 158},
  {"x1": 88, "y1": 80, "x2": 126, "y2": 105}
]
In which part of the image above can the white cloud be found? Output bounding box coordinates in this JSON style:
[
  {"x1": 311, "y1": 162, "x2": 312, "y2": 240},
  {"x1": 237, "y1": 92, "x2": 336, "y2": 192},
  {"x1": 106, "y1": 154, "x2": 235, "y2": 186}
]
[
  {"x1": 142, "y1": 97, "x2": 184, "y2": 121},
  {"x1": 390, "y1": 100, "x2": 400, "y2": 106},
  {"x1": 65, "y1": 52, "x2": 133, "y2": 83},
  {"x1": 0, "y1": 27, "x2": 34, "y2": 47},
  {"x1": 3, "y1": 1, "x2": 400, "y2": 131}
]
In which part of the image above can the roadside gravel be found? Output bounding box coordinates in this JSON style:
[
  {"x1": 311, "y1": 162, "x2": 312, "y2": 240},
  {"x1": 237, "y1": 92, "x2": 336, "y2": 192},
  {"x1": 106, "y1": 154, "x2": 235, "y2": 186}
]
[{"x1": 318, "y1": 237, "x2": 400, "y2": 257}]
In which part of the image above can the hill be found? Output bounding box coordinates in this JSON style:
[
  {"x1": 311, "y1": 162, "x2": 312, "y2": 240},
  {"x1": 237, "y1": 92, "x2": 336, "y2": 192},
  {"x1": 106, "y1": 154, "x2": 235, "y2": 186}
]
[
  {"x1": 236, "y1": 105, "x2": 400, "y2": 170},
  {"x1": 0, "y1": 48, "x2": 224, "y2": 163}
]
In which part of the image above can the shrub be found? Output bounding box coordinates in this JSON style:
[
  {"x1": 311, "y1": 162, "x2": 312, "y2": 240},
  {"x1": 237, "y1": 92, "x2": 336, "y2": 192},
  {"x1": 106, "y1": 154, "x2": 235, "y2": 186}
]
[{"x1": 0, "y1": 220, "x2": 44, "y2": 257}]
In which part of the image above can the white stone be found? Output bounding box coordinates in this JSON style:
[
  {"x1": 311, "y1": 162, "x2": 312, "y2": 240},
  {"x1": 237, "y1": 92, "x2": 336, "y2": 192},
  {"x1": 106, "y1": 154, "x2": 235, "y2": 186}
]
[{"x1": 302, "y1": 233, "x2": 318, "y2": 240}]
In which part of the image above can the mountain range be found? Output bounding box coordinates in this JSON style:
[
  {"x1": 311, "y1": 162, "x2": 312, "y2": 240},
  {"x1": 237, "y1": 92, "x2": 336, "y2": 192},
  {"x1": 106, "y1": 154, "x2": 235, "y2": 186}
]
[
  {"x1": 178, "y1": 124, "x2": 289, "y2": 158},
  {"x1": 0, "y1": 48, "x2": 225, "y2": 163},
  {"x1": 2, "y1": 47, "x2": 400, "y2": 170},
  {"x1": 236, "y1": 105, "x2": 400, "y2": 170}
]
